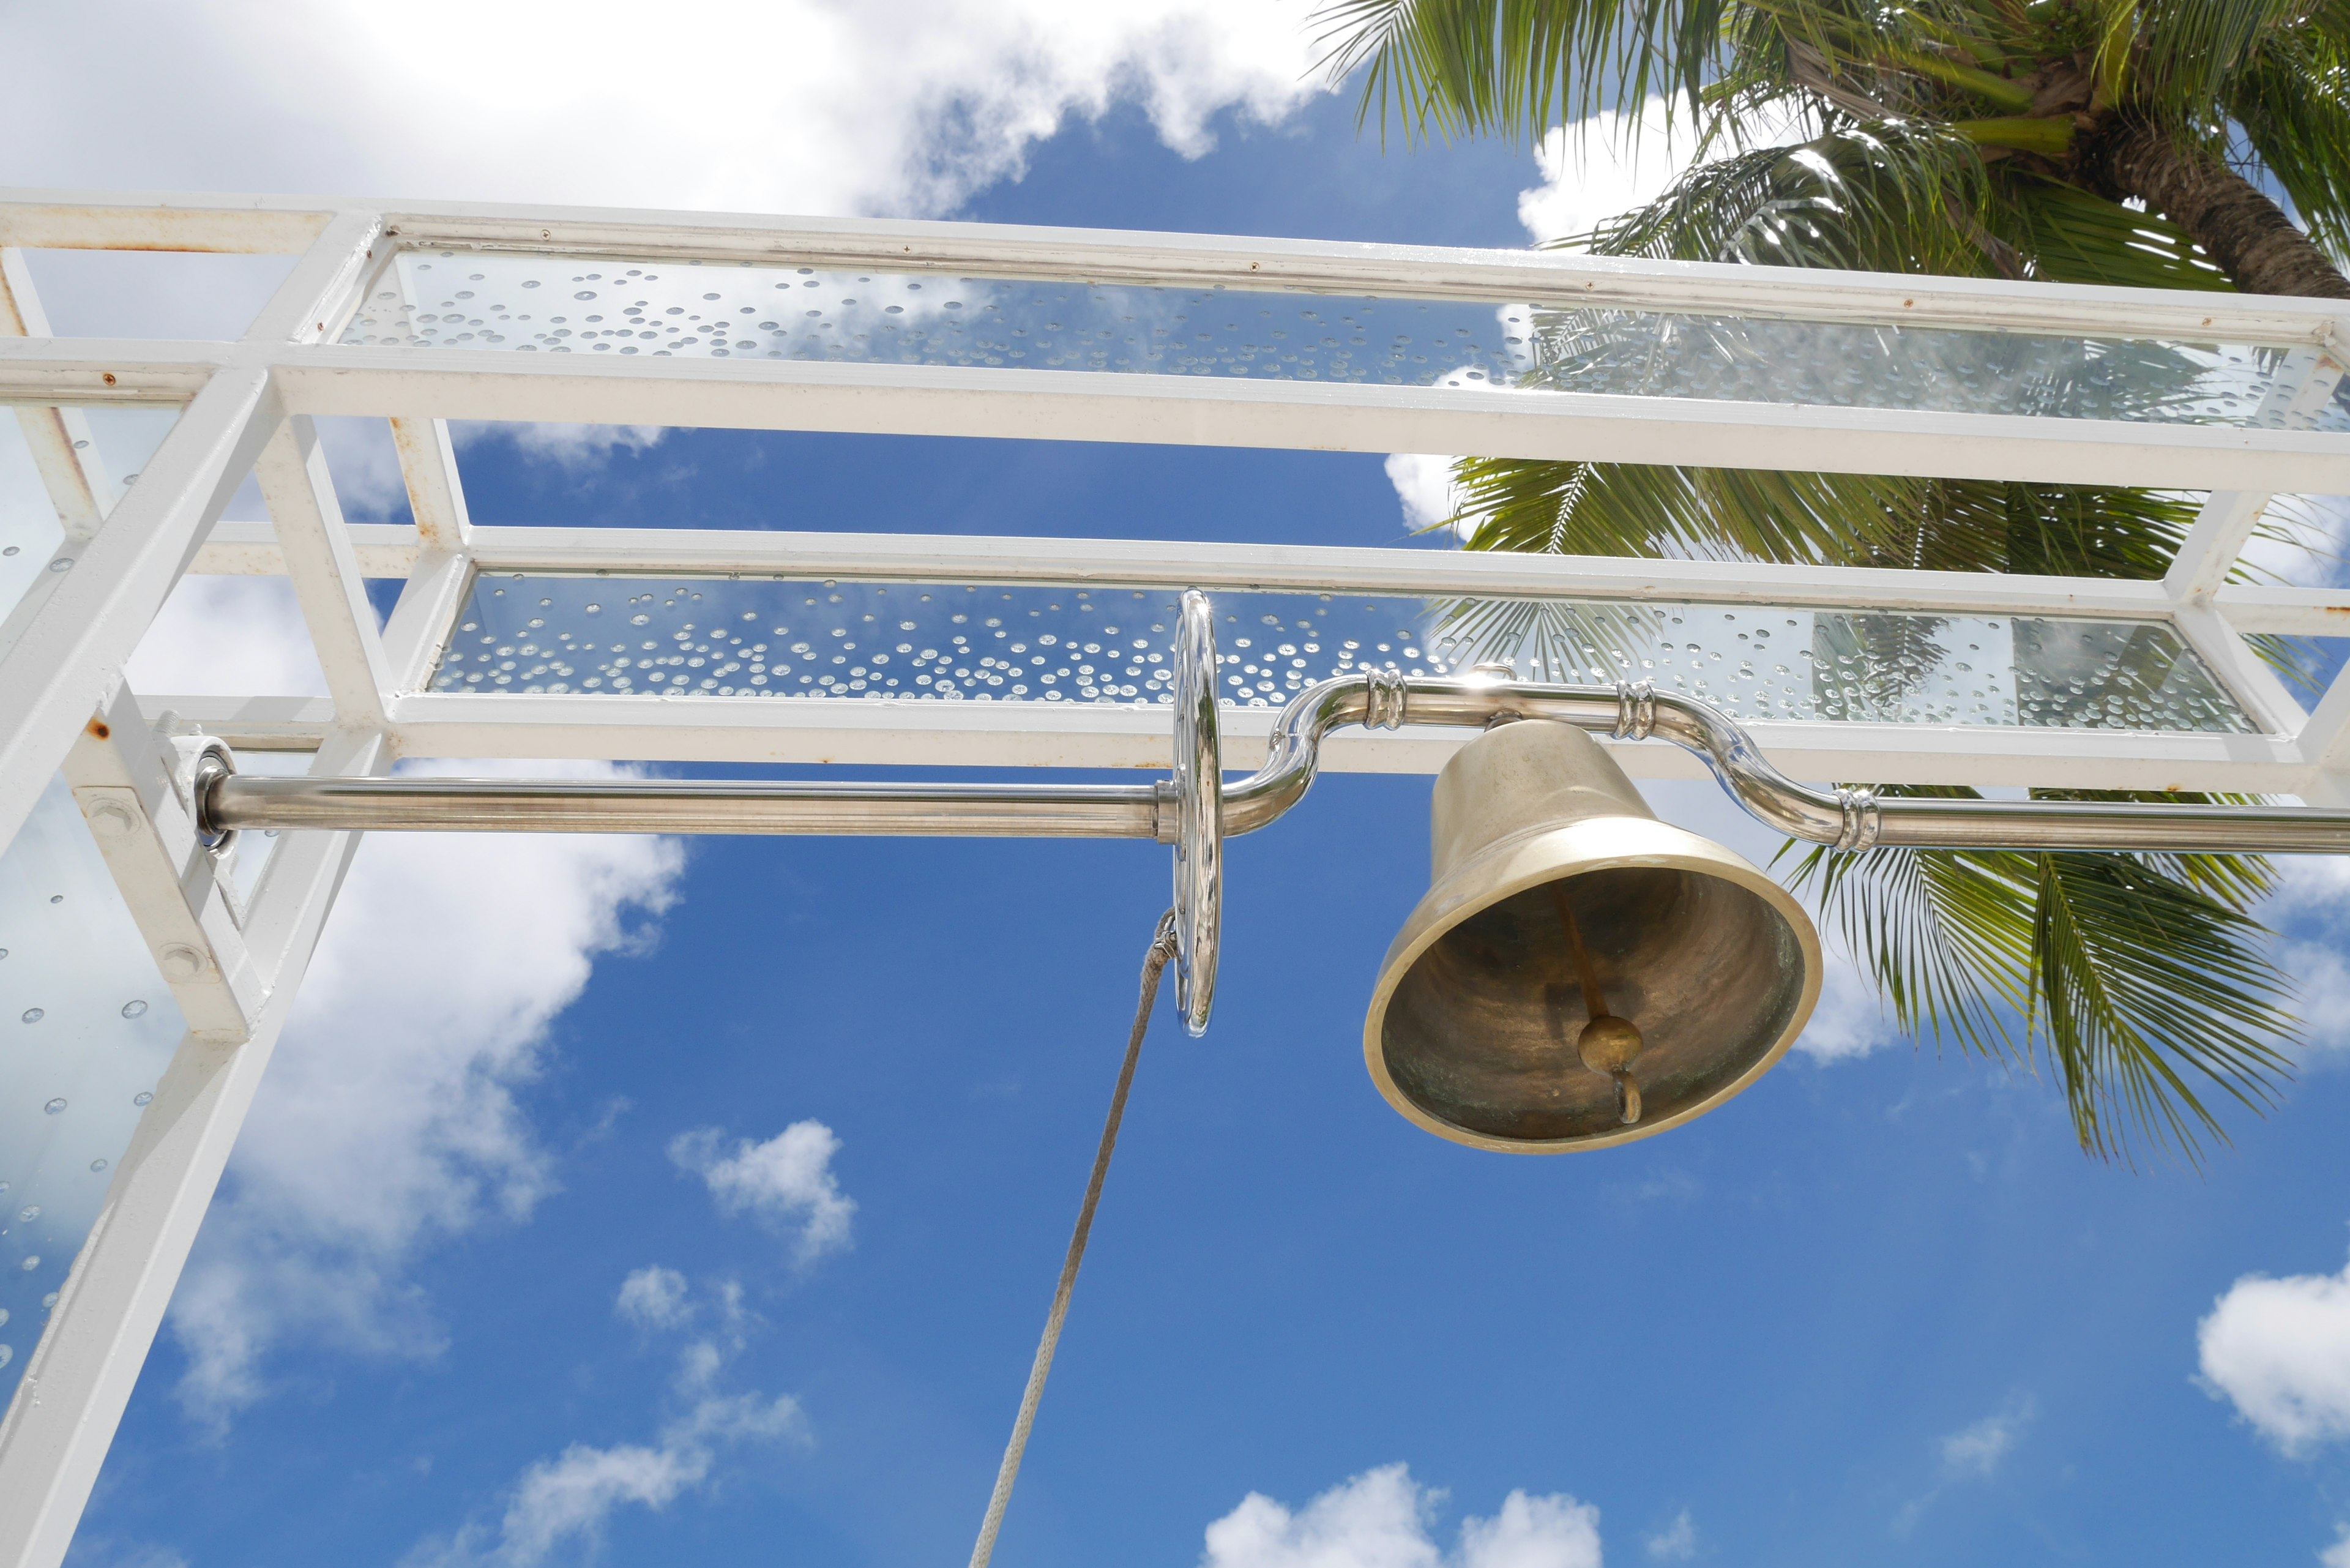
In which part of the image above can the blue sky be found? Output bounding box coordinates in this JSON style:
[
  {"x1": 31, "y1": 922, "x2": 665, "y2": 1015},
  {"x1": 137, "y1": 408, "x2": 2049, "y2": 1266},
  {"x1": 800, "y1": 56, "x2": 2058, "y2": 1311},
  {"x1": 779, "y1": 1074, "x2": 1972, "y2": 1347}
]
[{"x1": 8, "y1": 6, "x2": 2350, "y2": 1565}]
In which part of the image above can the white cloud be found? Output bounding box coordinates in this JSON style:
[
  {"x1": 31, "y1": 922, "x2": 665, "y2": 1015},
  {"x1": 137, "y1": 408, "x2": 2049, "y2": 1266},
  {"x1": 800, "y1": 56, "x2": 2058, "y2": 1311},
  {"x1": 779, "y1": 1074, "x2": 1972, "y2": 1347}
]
[
  {"x1": 2199, "y1": 1250, "x2": 2350, "y2": 1454},
  {"x1": 2324, "y1": 1522, "x2": 2350, "y2": 1568},
  {"x1": 168, "y1": 755, "x2": 683, "y2": 1422},
  {"x1": 670, "y1": 1121, "x2": 856, "y2": 1266},
  {"x1": 1641, "y1": 1512, "x2": 1695, "y2": 1562},
  {"x1": 412, "y1": 1392, "x2": 805, "y2": 1568},
  {"x1": 3, "y1": 3, "x2": 1329, "y2": 223},
  {"x1": 1516, "y1": 100, "x2": 1699, "y2": 247},
  {"x1": 1939, "y1": 1397, "x2": 2032, "y2": 1477},
  {"x1": 487, "y1": 423, "x2": 668, "y2": 469},
  {"x1": 1789, "y1": 951, "x2": 1896, "y2": 1064},
  {"x1": 1384, "y1": 453, "x2": 1463, "y2": 539},
  {"x1": 1201, "y1": 1465, "x2": 1603, "y2": 1568},
  {"x1": 616, "y1": 1266, "x2": 692, "y2": 1330},
  {"x1": 128, "y1": 575, "x2": 330, "y2": 698}
]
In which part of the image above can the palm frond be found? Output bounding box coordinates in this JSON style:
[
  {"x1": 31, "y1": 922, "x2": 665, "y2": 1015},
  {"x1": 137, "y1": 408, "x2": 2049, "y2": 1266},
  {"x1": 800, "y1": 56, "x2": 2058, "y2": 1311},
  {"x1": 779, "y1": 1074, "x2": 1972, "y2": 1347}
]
[
  {"x1": 1783, "y1": 791, "x2": 2296, "y2": 1166},
  {"x1": 2125, "y1": 0, "x2": 2315, "y2": 121},
  {"x1": 2027, "y1": 847, "x2": 2293, "y2": 1163},
  {"x1": 1988, "y1": 174, "x2": 2236, "y2": 291},
  {"x1": 1310, "y1": 0, "x2": 1713, "y2": 146}
]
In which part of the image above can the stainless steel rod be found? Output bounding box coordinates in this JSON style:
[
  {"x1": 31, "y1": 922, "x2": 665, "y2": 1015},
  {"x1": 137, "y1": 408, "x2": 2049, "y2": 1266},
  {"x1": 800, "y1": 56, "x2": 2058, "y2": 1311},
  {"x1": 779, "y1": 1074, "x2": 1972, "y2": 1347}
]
[
  {"x1": 204, "y1": 775, "x2": 1168, "y2": 839},
  {"x1": 195, "y1": 674, "x2": 2350, "y2": 854}
]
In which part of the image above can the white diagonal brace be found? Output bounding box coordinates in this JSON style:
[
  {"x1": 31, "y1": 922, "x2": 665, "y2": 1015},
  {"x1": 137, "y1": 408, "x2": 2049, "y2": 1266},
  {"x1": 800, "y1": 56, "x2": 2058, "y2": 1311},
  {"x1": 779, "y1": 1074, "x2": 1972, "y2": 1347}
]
[
  {"x1": 253, "y1": 417, "x2": 395, "y2": 728},
  {"x1": 0, "y1": 365, "x2": 277, "y2": 848},
  {"x1": 389, "y1": 417, "x2": 472, "y2": 551},
  {"x1": 0, "y1": 727, "x2": 387, "y2": 1568},
  {"x1": 2164, "y1": 346, "x2": 2349, "y2": 603}
]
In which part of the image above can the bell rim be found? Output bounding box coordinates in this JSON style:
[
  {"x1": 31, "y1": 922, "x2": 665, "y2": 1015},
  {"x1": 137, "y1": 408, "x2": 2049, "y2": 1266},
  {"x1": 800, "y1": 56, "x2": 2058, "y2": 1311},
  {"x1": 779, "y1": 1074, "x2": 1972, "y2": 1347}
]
[{"x1": 1362, "y1": 813, "x2": 1824, "y2": 1155}]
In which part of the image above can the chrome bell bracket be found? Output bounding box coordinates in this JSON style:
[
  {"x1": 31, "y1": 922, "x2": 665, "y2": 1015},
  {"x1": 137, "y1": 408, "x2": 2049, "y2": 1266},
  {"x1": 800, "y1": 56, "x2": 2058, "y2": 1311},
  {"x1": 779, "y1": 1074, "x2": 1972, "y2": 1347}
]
[{"x1": 1168, "y1": 588, "x2": 1223, "y2": 1037}]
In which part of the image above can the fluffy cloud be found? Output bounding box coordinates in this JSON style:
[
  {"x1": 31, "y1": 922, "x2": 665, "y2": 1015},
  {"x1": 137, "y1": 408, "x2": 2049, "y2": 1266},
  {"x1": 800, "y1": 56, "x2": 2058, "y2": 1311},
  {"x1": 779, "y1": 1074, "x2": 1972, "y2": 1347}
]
[
  {"x1": 1939, "y1": 1397, "x2": 2032, "y2": 1477},
  {"x1": 616, "y1": 1266, "x2": 692, "y2": 1330},
  {"x1": 1515, "y1": 100, "x2": 1699, "y2": 248},
  {"x1": 414, "y1": 1391, "x2": 804, "y2": 1568},
  {"x1": 413, "y1": 1267, "x2": 790, "y2": 1566},
  {"x1": 135, "y1": 563, "x2": 688, "y2": 1424},
  {"x1": 1641, "y1": 1512, "x2": 1695, "y2": 1562},
  {"x1": 1201, "y1": 1465, "x2": 1603, "y2": 1568},
  {"x1": 1383, "y1": 453, "x2": 1463, "y2": 539},
  {"x1": 670, "y1": 1121, "x2": 856, "y2": 1265},
  {"x1": 2, "y1": 2, "x2": 1329, "y2": 221},
  {"x1": 169, "y1": 798, "x2": 681, "y2": 1417},
  {"x1": 2199, "y1": 1251, "x2": 2350, "y2": 1454}
]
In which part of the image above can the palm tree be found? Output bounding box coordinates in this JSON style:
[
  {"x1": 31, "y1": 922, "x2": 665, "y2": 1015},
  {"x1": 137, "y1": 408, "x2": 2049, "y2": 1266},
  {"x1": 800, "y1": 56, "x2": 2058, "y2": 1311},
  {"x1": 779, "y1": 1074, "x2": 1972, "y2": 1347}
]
[{"x1": 1313, "y1": 0, "x2": 2350, "y2": 1162}]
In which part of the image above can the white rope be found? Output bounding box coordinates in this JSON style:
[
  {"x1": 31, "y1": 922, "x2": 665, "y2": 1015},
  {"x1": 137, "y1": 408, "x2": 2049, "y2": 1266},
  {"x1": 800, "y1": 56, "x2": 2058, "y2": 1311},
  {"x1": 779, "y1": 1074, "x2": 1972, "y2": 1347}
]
[{"x1": 966, "y1": 908, "x2": 1180, "y2": 1568}]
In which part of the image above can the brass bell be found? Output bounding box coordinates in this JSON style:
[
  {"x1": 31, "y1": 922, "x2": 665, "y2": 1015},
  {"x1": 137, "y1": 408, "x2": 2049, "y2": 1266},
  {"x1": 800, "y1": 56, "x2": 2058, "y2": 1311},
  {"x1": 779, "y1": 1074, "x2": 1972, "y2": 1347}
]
[{"x1": 1363, "y1": 719, "x2": 1822, "y2": 1153}]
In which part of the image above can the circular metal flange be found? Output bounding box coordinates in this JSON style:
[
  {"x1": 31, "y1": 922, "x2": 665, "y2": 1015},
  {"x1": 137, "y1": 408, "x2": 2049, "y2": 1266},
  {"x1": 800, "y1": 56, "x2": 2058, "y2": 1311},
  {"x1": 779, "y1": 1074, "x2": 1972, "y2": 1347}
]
[
  {"x1": 174, "y1": 736, "x2": 240, "y2": 853},
  {"x1": 1170, "y1": 589, "x2": 1223, "y2": 1037}
]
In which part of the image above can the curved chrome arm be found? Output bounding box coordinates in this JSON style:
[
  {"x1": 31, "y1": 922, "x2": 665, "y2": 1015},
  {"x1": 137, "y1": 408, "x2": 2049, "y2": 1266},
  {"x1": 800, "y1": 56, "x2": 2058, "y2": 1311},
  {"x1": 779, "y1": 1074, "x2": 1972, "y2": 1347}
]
[{"x1": 1223, "y1": 672, "x2": 2350, "y2": 854}]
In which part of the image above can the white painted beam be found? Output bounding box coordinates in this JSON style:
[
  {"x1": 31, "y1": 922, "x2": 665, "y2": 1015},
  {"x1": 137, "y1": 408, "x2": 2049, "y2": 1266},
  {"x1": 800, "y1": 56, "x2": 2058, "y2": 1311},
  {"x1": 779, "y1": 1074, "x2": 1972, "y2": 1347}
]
[{"x1": 252, "y1": 417, "x2": 394, "y2": 730}]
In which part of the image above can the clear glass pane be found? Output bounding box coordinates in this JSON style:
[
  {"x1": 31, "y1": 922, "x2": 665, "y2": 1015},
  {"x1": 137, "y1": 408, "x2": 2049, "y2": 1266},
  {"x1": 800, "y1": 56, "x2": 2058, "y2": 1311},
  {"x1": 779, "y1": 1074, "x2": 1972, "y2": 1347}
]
[
  {"x1": 338, "y1": 250, "x2": 2308, "y2": 428},
  {"x1": 0, "y1": 774, "x2": 187, "y2": 1406},
  {"x1": 0, "y1": 403, "x2": 184, "y2": 643},
  {"x1": 430, "y1": 573, "x2": 2251, "y2": 733}
]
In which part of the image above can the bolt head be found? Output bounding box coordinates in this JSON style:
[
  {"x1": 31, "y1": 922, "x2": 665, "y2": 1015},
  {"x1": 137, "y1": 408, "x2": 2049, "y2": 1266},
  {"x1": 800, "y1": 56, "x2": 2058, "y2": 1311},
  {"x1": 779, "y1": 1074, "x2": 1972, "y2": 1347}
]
[
  {"x1": 157, "y1": 944, "x2": 204, "y2": 981},
  {"x1": 86, "y1": 801, "x2": 134, "y2": 838}
]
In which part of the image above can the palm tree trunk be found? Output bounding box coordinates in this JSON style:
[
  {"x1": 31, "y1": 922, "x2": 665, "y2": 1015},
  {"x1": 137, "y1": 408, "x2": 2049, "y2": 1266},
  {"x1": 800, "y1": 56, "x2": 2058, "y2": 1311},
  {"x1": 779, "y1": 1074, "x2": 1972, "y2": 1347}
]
[{"x1": 2076, "y1": 115, "x2": 2350, "y2": 299}]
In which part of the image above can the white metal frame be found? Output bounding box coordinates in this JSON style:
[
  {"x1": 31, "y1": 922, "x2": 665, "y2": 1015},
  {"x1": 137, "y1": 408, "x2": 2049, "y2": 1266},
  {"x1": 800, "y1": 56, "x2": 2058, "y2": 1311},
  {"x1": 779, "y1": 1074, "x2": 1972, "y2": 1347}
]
[{"x1": 0, "y1": 188, "x2": 2346, "y2": 1566}]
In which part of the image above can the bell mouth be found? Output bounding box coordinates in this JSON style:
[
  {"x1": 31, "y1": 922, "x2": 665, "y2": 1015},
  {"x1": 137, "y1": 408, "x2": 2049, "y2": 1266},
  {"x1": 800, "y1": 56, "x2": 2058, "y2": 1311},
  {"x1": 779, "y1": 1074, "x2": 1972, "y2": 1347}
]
[{"x1": 1364, "y1": 818, "x2": 1821, "y2": 1153}]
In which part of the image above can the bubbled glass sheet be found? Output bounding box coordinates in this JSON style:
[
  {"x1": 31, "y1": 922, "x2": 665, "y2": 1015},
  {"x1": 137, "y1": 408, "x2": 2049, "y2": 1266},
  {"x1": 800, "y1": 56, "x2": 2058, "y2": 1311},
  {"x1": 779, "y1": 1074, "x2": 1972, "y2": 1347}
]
[
  {"x1": 338, "y1": 250, "x2": 2325, "y2": 428},
  {"x1": 430, "y1": 574, "x2": 2251, "y2": 733},
  {"x1": 0, "y1": 774, "x2": 187, "y2": 1408},
  {"x1": 0, "y1": 405, "x2": 181, "y2": 647}
]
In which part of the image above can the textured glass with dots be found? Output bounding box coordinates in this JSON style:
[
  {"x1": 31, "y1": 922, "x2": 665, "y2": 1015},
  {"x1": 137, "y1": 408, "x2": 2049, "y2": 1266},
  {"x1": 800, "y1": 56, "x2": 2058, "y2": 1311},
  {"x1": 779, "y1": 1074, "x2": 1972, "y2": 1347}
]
[
  {"x1": 339, "y1": 250, "x2": 2348, "y2": 430},
  {"x1": 431, "y1": 574, "x2": 2251, "y2": 733},
  {"x1": 0, "y1": 775, "x2": 190, "y2": 1405},
  {"x1": 0, "y1": 406, "x2": 183, "y2": 640}
]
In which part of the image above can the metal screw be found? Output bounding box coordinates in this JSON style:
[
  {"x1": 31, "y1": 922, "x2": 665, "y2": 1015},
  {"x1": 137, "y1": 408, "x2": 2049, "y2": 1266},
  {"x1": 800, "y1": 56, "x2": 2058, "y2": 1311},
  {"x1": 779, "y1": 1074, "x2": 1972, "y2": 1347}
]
[{"x1": 157, "y1": 945, "x2": 204, "y2": 981}]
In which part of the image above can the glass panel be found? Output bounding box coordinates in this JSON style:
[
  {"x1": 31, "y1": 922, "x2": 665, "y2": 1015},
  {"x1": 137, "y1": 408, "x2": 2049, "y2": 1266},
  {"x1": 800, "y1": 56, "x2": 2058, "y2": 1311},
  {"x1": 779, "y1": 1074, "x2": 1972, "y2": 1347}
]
[
  {"x1": 430, "y1": 573, "x2": 2251, "y2": 733},
  {"x1": 0, "y1": 404, "x2": 183, "y2": 643},
  {"x1": 340, "y1": 250, "x2": 2307, "y2": 428},
  {"x1": 0, "y1": 775, "x2": 187, "y2": 1406}
]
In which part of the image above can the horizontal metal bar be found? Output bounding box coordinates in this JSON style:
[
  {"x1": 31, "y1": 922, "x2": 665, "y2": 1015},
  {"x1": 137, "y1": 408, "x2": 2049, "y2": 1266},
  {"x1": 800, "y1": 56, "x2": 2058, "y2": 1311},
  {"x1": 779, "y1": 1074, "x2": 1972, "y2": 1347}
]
[
  {"x1": 190, "y1": 520, "x2": 2197, "y2": 621},
  {"x1": 263, "y1": 349, "x2": 2350, "y2": 495},
  {"x1": 204, "y1": 774, "x2": 1168, "y2": 839},
  {"x1": 0, "y1": 195, "x2": 335, "y2": 254},
  {"x1": 15, "y1": 189, "x2": 2332, "y2": 343},
  {"x1": 2213, "y1": 584, "x2": 2350, "y2": 637},
  {"x1": 195, "y1": 674, "x2": 2350, "y2": 853}
]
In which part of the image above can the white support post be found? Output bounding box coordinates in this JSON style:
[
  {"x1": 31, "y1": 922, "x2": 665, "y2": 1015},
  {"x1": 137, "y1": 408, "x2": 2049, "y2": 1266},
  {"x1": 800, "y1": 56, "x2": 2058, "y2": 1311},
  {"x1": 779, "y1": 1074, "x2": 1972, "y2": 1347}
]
[
  {"x1": 0, "y1": 727, "x2": 388, "y2": 1568},
  {"x1": 254, "y1": 417, "x2": 396, "y2": 729}
]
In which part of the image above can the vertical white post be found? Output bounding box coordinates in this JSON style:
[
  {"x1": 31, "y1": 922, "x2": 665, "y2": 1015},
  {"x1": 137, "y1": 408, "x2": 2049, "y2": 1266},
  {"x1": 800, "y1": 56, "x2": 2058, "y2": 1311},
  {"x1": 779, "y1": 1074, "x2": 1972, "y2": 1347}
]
[{"x1": 0, "y1": 728, "x2": 389, "y2": 1568}]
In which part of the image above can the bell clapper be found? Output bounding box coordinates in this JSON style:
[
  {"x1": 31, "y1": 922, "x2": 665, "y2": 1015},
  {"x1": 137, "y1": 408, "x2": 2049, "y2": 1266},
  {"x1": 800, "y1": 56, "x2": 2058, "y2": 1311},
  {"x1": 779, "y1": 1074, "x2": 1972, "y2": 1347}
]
[{"x1": 1552, "y1": 884, "x2": 1646, "y2": 1125}]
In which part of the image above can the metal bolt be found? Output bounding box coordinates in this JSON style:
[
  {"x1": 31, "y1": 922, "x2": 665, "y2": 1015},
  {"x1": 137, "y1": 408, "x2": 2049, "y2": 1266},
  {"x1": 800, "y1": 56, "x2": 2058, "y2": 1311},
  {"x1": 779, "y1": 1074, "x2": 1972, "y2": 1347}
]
[
  {"x1": 86, "y1": 801, "x2": 134, "y2": 838},
  {"x1": 157, "y1": 945, "x2": 204, "y2": 981}
]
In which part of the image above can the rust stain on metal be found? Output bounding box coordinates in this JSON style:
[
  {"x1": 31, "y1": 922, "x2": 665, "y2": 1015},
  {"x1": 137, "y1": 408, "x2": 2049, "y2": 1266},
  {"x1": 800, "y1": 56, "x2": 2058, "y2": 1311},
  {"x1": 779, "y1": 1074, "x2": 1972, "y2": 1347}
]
[
  {"x1": 85, "y1": 717, "x2": 110, "y2": 739},
  {"x1": 101, "y1": 371, "x2": 116, "y2": 385}
]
